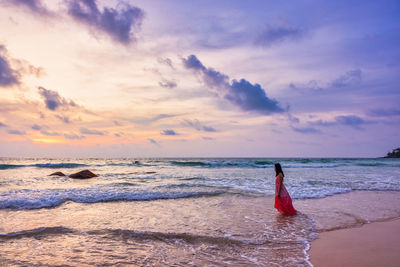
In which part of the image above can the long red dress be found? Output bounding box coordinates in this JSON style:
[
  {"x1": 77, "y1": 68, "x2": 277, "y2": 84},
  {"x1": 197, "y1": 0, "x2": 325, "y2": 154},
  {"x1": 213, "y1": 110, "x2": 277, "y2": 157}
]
[{"x1": 274, "y1": 176, "x2": 297, "y2": 215}]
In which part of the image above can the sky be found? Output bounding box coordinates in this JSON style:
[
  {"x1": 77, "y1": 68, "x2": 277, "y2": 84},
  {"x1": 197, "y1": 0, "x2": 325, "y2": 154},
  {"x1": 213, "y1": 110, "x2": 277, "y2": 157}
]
[{"x1": 0, "y1": 0, "x2": 399, "y2": 157}]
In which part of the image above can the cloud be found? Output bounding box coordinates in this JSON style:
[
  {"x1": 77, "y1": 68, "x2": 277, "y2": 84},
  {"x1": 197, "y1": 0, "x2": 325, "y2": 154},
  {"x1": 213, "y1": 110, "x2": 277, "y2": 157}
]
[
  {"x1": 40, "y1": 130, "x2": 60, "y2": 136},
  {"x1": 31, "y1": 125, "x2": 60, "y2": 136},
  {"x1": 182, "y1": 119, "x2": 217, "y2": 132},
  {"x1": 290, "y1": 69, "x2": 362, "y2": 92},
  {"x1": 367, "y1": 108, "x2": 400, "y2": 117},
  {"x1": 157, "y1": 57, "x2": 174, "y2": 69},
  {"x1": 0, "y1": 45, "x2": 20, "y2": 87},
  {"x1": 161, "y1": 129, "x2": 178, "y2": 136},
  {"x1": 3, "y1": 0, "x2": 51, "y2": 16},
  {"x1": 330, "y1": 69, "x2": 362, "y2": 88},
  {"x1": 38, "y1": 86, "x2": 77, "y2": 111},
  {"x1": 64, "y1": 133, "x2": 85, "y2": 140},
  {"x1": 158, "y1": 78, "x2": 177, "y2": 89},
  {"x1": 80, "y1": 127, "x2": 105, "y2": 135},
  {"x1": 0, "y1": 121, "x2": 6, "y2": 127},
  {"x1": 66, "y1": 0, "x2": 144, "y2": 45},
  {"x1": 131, "y1": 113, "x2": 178, "y2": 125},
  {"x1": 287, "y1": 113, "x2": 300, "y2": 123},
  {"x1": 255, "y1": 24, "x2": 303, "y2": 47},
  {"x1": 55, "y1": 115, "x2": 71, "y2": 123},
  {"x1": 291, "y1": 126, "x2": 321, "y2": 134},
  {"x1": 31, "y1": 124, "x2": 42, "y2": 130},
  {"x1": 335, "y1": 115, "x2": 371, "y2": 128},
  {"x1": 7, "y1": 129, "x2": 26, "y2": 135},
  {"x1": 309, "y1": 115, "x2": 373, "y2": 129},
  {"x1": 183, "y1": 55, "x2": 284, "y2": 115},
  {"x1": 202, "y1": 136, "x2": 215, "y2": 140},
  {"x1": 148, "y1": 138, "x2": 159, "y2": 145}
]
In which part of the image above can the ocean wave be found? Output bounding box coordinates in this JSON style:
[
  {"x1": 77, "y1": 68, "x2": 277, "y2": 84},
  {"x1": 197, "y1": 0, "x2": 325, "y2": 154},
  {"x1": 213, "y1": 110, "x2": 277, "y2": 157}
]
[
  {"x1": 0, "y1": 164, "x2": 26, "y2": 170},
  {"x1": 169, "y1": 160, "x2": 341, "y2": 169},
  {"x1": 88, "y1": 229, "x2": 252, "y2": 246},
  {"x1": 0, "y1": 226, "x2": 306, "y2": 247},
  {"x1": 355, "y1": 163, "x2": 400, "y2": 167},
  {"x1": 0, "y1": 226, "x2": 75, "y2": 240},
  {"x1": 0, "y1": 188, "x2": 226, "y2": 210},
  {"x1": 0, "y1": 163, "x2": 88, "y2": 169},
  {"x1": 34, "y1": 163, "x2": 88, "y2": 168},
  {"x1": 170, "y1": 160, "x2": 271, "y2": 168}
]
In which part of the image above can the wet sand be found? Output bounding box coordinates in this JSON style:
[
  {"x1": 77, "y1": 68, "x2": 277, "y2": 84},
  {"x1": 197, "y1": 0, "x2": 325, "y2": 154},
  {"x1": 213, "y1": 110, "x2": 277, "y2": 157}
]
[
  {"x1": 310, "y1": 219, "x2": 400, "y2": 267},
  {"x1": 1, "y1": 190, "x2": 400, "y2": 266}
]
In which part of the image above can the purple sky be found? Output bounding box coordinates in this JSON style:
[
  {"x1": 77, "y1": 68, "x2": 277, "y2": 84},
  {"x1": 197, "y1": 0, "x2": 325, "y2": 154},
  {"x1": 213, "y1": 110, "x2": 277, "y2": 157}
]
[{"x1": 0, "y1": 0, "x2": 399, "y2": 157}]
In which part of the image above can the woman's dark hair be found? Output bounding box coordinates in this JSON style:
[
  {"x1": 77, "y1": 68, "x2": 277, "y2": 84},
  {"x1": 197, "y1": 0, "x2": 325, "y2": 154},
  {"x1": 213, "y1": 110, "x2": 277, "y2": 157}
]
[{"x1": 274, "y1": 163, "x2": 284, "y2": 177}]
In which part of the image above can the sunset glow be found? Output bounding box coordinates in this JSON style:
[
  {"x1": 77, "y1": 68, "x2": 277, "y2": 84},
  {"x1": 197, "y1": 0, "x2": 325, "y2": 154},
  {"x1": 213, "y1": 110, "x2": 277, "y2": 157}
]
[{"x1": 0, "y1": 0, "x2": 399, "y2": 157}]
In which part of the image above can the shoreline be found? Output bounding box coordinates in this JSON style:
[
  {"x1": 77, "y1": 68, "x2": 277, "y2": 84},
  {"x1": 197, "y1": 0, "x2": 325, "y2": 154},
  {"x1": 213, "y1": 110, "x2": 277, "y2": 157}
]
[{"x1": 309, "y1": 218, "x2": 400, "y2": 267}]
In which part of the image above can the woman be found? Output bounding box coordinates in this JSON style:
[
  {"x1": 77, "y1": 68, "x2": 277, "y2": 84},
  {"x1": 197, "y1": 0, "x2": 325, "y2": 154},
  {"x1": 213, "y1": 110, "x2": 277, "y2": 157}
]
[{"x1": 274, "y1": 163, "x2": 297, "y2": 215}]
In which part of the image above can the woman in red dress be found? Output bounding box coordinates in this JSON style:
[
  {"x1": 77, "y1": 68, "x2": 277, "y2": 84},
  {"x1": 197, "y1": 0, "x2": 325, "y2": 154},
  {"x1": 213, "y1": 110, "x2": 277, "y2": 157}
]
[{"x1": 274, "y1": 163, "x2": 297, "y2": 215}]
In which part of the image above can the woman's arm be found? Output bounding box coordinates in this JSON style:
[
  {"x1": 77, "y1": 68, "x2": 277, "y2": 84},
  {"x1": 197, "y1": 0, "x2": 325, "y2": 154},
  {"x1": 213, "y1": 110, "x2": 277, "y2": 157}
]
[{"x1": 277, "y1": 173, "x2": 283, "y2": 197}]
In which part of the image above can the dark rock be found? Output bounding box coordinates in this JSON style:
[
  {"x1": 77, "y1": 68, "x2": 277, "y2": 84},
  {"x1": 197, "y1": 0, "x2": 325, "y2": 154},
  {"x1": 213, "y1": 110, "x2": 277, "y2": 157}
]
[
  {"x1": 69, "y1": 170, "x2": 98, "y2": 179},
  {"x1": 145, "y1": 171, "x2": 156, "y2": 174},
  {"x1": 384, "y1": 147, "x2": 400, "y2": 158},
  {"x1": 49, "y1": 171, "x2": 66, "y2": 176}
]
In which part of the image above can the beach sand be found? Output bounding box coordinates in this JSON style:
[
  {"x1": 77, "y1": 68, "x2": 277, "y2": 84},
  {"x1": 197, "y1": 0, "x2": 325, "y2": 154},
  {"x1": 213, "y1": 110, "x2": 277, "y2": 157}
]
[{"x1": 310, "y1": 219, "x2": 400, "y2": 267}]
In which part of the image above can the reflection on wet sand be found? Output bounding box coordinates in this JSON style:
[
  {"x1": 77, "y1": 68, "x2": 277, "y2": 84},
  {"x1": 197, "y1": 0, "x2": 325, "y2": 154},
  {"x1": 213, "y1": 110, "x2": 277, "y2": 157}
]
[{"x1": 0, "y1": 191, "x2": 400, "y2": 266}]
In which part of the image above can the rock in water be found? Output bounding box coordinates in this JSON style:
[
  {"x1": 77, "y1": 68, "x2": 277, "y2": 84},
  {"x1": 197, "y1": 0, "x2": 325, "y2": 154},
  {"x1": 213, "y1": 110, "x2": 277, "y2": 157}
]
[
  {"x1": 69, "y1": 170, "x2": 98, "y2": 179},
  {"x1": 49, "y1": 171, "x2": 66, "y2": 176}
]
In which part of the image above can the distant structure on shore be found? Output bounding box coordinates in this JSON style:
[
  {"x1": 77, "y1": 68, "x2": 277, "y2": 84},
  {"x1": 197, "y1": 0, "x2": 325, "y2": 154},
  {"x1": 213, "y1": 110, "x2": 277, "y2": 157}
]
[{"x1": 384, "y1": 147, "x2": 400, "y2": 158}]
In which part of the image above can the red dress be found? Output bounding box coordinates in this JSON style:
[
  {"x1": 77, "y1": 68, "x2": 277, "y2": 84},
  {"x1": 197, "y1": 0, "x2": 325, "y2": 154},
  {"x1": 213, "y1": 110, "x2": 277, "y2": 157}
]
[{"x1": 274, "y1": 176, "x2": 297, "y2": 215}]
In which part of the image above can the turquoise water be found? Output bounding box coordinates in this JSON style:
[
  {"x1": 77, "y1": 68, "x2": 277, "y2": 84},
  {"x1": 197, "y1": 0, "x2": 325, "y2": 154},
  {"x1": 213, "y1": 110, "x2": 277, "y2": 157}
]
[{"x1": 0, "y1": 158, "x2": 399, "y2": 210}]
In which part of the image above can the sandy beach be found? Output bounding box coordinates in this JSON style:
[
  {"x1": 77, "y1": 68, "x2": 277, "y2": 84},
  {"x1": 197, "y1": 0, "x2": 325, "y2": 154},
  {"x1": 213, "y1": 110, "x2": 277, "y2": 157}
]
[{"x1": 310, "y1": 219, "x2": 400, "y2": 267}]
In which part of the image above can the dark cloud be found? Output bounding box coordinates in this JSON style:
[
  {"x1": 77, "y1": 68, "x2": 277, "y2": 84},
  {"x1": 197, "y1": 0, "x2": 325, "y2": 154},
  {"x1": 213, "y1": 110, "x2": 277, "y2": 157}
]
[
  {"x1": 159, "y1": 79, "x2": 177, "y2": 89},
  {"x1": 38, "y1": 86, "x2": 77, "y2": 111},
  {"x1": 335, "y1": 115, "x2": 371, "y2": 128},
  {"x1": 291, "y1": 126, "x2": 321, "y2": 134},
  {"x1": 148, "y1": 138, "x2": 158, "y2": 145},
  {"x1": 114, "y1": 133, "x2": 121, "y2": 137},
  {"x1": 308, "y1": 119, "x2": 336, "y2": 127},
  {"x1": 55, "y1": 115, "x2": 71, "y2": 123},
  {"x1": 367, "y1": 108, "x2": 400, "y2": 117},
  {"x1": 157, "y1": 57, "x2": 174, "y2": 69},
  {"x1": 67, "y1": 0, "x2": 144, "y2": 44},
  {"x1": 309, "y1": 115, "x2": 373, "y2": 129},
  {"x1": 80, "y1": 127, "x2": 105, "y2": 135},
  {"x1": 202, "y1": 136, "x2": 215, "y2": 140},
  {"x1": 7, "y1": 129, "x2": 26, "y2": 135},
  {"x1": 255, "y1": 24, "x2": 303, "y2": 47},
  {"x1": 161, "y1": 129, "x2": 178, "y2": 136},
  {"x1": 287, "y1": 113, "x2": 300, "y2": 123},
  {"x1": 0, "y1": 45, "x2": 20, "y2": 87},
  {"x1": 290, "y1": 69, "x2": 362, "y2": 92},
  {"x1": 31, "y1": 124, "x2": 42, "y2": 130},
  {"x1": 182, "y1": 119, "x2": 217, "y2": 132},
  {"x1": 3, "y1": 0, "x2": 51, "y2": 16},
  {"x1": 40, "y1": 130, "x2": 60, "y2": 136},
  {"x1": 183, "y1": 55, "x2": 284, "y2": 115},
  {"x1": 0, "y1": 121, "x2": 6, "y2": 127},
  {"x1": 64, "y1": 133, "x2": 85, "y2": 140},
  {"x1": 330, "y1": 69, "x2": 362, "y2": 88}
]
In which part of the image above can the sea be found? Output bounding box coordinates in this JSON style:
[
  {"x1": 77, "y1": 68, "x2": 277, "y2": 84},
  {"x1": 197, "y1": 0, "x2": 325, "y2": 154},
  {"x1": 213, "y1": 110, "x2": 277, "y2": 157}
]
[{"x1": 1, "y1": 157, "x2": 400, "y2": 266}]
